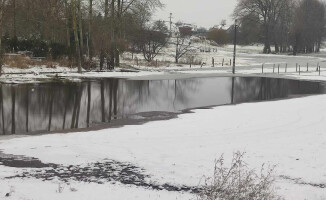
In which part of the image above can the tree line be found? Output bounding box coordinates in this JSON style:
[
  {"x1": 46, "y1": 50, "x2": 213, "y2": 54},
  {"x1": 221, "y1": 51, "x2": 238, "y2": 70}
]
[
  {"x1": 0, "y1": 0, "x2": 164, "y2": 72},
  {"x1": 234, "y1": 0, "x2": 326, "y2": 54}
]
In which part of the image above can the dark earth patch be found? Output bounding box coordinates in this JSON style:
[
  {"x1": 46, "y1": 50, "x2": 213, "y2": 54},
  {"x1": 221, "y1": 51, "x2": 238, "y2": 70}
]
[{"x1": 1, "y1": 152, "x2": 199, "y2": 193}]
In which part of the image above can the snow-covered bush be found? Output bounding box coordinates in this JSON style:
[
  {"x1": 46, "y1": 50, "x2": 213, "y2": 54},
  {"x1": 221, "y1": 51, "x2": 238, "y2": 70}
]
[
  {"x1": 198, "y1": 152, "x2": 277, "y2": 200},
  {"x1": 179, "y1": 53, "x2": 203, "y2": 66}
]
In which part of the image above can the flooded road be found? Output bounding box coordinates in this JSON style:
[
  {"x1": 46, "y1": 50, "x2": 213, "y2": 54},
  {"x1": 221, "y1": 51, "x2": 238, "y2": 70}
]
[{"x1": 0, "y1": 77, "x2": 325, "y2": 135}]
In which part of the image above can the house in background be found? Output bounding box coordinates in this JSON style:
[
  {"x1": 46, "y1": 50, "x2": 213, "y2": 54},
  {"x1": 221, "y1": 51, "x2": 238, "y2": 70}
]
[{"x1": 176, "y1": 22, "x2": 194, "y2": 37}]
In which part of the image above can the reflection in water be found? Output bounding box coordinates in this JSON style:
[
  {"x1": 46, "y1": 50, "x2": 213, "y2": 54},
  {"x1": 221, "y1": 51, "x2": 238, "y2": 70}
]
[{"x1": 0, "y1": 77, "x2": 325, "y2": 135}]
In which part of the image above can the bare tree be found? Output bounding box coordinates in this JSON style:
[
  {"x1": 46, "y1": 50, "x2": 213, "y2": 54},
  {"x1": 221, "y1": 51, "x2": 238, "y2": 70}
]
[
  {"x1": 110, "y1": 0, "x2": 163, "y2": 68},
  {"x1": 234, "y1": 0, "x2": 291, "y2": 53},
  {"x1": 141, "y1": 21, "x2": 168, "y2": 62},
  {"x1": 174, "y1": 35, "x2": 192, "y2": 63},
  {"x1": 291, "y1": 0, "x2": 326, "y2": 54}
]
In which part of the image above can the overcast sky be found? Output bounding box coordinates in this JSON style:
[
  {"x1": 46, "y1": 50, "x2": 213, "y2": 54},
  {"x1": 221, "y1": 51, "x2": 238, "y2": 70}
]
[{"x1": 153, "y1": 0, "x2": 238, "y2": 29}]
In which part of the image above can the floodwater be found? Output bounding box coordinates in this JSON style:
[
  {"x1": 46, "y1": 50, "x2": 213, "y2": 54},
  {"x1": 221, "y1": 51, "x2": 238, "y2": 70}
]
[{"x1": 0, "y1": 77, "x2": 325, "y2": 135}]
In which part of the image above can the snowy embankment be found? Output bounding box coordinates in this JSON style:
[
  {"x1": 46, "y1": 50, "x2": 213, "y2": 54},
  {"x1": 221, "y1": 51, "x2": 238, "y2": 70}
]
[
  {"x1": 1, "y1": 94, "x2": 326, "y2": 199},
  {"x1": 2, "y1": 39, "x2": 326, "y2": 83}
]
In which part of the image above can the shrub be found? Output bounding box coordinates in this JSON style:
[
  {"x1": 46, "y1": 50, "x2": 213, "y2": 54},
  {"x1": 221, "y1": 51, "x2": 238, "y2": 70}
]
[
  {"x1": 30, "y1": 39, "x2": 48, "y2": 57},
  {"x1": 207, "y1": 28, "x2": 230, "y2": 46},
  {"x1": 4, "y1": 55, "x2": 30, "y2": 69},
  {"x1": 2, "y1": 37, "x2": 70, "y2": 59},
  {"x1": 198, "y1": 152, "x2": 277, "y2": 200},
  {"x1": 50, "y1": 42, "x2": 68, "y2": 60}
]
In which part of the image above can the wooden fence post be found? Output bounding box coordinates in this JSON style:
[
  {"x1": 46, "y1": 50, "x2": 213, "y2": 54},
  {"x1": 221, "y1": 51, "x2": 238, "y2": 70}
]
[
  {"x1": 278, "y1": 64, "x2": 280, "y2": 74},
  {"x1": 296, "y1": 63, "x2": 298, "y2": 72},
  {"x1": 299, "y1": 65, "x2": 301, "y2": 75},
  {"x1": 307, "y1": 63, "x2": 309, "y2": 72},
  {"x1": 262, "y1": 64, "x2": 264, "y2": 74},
  {"x1": 285, "y1": 64, "x2": 287, "y2": 73},
  {"x1": 222, "y1": 58, "x2": 224, "y2": 66},
  {"x1": 212, "y1": 57, "x2": 214, "y2": 67}
]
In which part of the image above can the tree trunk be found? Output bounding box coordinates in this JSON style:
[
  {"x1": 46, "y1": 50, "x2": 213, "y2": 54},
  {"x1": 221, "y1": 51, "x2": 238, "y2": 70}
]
[
  {"x1": 274, "y1": 43, "x2": 279, "y2": 53},
  {"x1": 175, "y1": 37, "x2": 179, "y2": 63},
  {"x1": 12, "y1": 0, "x2": 16, "y2": 37},
  {"x1": 100, "y1": 51, "x2": 104, "y2": 70},
  {"x1": 88, "y1": 0, "x2": 93, "y2": 60},
  {"x1": 104, "y1": 0, "x2": 109, "y2": 18},
  {"x1": 263, "y1": 24, "x2": 271, "y2": 54},
  {"x1": 65, "y1": 0, "x2": 71, "y2": 48},
  {"x1": 111, "y1": 0, "x2": 116, "y2": 69},
  {"x1": 0, "y1": 1, "x2": 4, "y2": 76},
  {"x1": 115, "y1": 0, "x2": 121, "y2": 68},
  {"x1": 71, "y1": 0, "x2": 82, "y2": 73},
  {"x1": 78, "y1": 0, "x2": 84, "y2": 55},
  {"x1": 293, "y1": 35, "x2": 298, "y2": 56}
]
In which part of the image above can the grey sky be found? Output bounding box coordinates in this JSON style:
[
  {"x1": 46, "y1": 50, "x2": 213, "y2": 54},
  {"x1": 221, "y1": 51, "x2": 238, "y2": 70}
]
[{"x1": 154, "y1": 0, "x2": 238, "y2": 29}]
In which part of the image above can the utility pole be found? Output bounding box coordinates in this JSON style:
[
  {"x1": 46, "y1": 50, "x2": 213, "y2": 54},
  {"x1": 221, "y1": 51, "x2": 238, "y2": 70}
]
[
  {"x1": 169, "y1": 13, "x2": 173, "y2": 37},
  {"x1": 233, "y1": 19, "x2": 237, "y2": 74}
]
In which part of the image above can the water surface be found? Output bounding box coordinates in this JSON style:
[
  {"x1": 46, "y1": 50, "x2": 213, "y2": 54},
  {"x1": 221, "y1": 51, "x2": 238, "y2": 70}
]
[{"x1": 0, "y1": 77, "x2": 325, "y2": 135}]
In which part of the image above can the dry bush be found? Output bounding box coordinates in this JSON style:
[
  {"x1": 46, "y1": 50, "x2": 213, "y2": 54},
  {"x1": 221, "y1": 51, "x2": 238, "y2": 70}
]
[
  {"x1": 198, "y1": 152, "x2": 277, "y2": 200},
  {"x1": 82, "y1": 59, "x2": 97, "y2": 70},
  {"x1": 130, "y1": 56, "x2": 171, "y2": 68},
  {"x1": 146, "y1": 60, "x2": 170, "y2": 67},
  {"x1": 4, "y1": 55, "x2": 30, "y2": 69},
  {"x1": 53, "y1": 58, "x2": 74, "y2": 68},
  {"x1": 29, "y1": 57, "x2": 73, "y2": 68},
  {"x1": 179, "y1": 54, "x2": 203, "y2": 65},
  {"x1": 4, "y1": 54, "x2": 74, "y2": 69}
]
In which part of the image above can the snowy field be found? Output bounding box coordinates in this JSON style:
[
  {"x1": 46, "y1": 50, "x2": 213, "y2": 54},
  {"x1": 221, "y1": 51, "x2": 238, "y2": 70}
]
[
  {"x1": 1, "y1": 94, "x2": 326, "y2": 199},
  {"x1": 1, "y1": 40, "x2": 326, "y2": 83}
]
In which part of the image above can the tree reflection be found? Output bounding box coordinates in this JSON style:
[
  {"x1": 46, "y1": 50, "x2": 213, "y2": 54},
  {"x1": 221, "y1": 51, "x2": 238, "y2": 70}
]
[
  {"x1": 231, "y1": 77, "x2": 325, "y2": 103},
  {"x1": 0, "y1": 77, "x2": 325, "y2": 135}
]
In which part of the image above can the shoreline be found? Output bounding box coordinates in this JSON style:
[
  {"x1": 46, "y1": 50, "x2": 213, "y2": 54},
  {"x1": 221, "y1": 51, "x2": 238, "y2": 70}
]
[{"x1": 1, "y1": 69, "x2": 326, "y2": 84}]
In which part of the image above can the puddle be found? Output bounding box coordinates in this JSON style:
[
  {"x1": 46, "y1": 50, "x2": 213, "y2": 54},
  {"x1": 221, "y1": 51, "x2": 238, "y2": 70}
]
[{"x1": 0, "y1": 77, "x2": 325, "y2": 135}]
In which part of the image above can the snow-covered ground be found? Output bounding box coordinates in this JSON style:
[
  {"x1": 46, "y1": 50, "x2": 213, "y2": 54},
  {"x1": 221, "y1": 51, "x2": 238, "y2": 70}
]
[
  {"x1": 0, "y1": 179, "x2": 193, "y2": 200},
  {"x1": 1, "y1": 38, "x2": 326, "y2": 83},
  {"x1": 1, "y1": 94, "x2": 326, "y2": 199}
]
